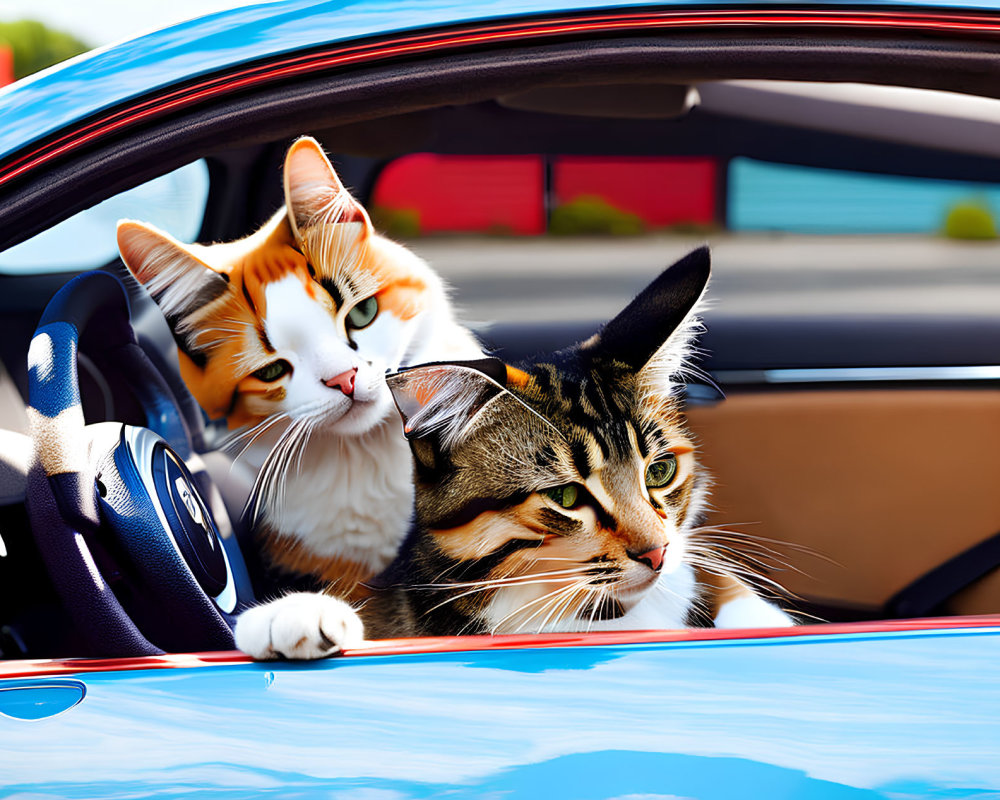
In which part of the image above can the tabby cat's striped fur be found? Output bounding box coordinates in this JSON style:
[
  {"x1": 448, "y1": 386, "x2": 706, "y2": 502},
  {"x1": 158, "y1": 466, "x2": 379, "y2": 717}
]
[{"x1": 364, "y1": 246, "x2": 793, "y2": 636}]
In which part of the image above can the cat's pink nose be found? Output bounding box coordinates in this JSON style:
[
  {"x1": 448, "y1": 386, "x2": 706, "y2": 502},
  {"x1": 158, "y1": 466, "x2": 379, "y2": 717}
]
[
  {"x1": 631, "y1": 545, "x2": 667, "y2": 573},
  {"x1": 325, "y1": 368, "x2": 357, "y2": 396}
]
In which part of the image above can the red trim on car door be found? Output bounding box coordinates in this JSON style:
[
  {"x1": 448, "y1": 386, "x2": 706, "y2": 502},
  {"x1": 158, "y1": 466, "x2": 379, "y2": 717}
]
[{"x1": 2, "y1": 615, "x2": 999, "y2": 679}]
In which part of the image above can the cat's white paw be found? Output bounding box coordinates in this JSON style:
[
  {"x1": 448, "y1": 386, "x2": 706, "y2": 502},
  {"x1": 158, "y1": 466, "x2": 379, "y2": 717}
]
[
  {"x1": 714, "y1": 594, "x2": 796, "y2": 629},
  {"x1": 235, "y1": 592, "x2": 364, "y2": 660}
]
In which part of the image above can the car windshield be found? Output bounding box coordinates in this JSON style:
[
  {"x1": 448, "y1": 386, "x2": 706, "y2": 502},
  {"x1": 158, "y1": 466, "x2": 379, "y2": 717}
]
[{"x1": 0, "y1": 159, "x2": 208, "y2": 274}]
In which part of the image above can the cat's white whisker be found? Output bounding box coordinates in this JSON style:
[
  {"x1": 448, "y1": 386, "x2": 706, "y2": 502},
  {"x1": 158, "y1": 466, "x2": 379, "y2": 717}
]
[
  {"x1": 243, "y1": 393, "x2": 345, "y2": 524},
  {"x1": 246, "y1": 415, "x2": 307, "y2": 522},
  {"x1": 495, "y1": 583, "x2": 579, "y2": 634},
  {"x1": 421, "y1": 585, "x2": 501, "y2": 617},
  {"x1": 500, "y1": 570, "x2": 616, "y2": 635},
  {"x1": 691, "y1": 526, "x2": 836, "y2": 570},
  {"x1": 224, "y1": 413, "x2": 290, "y2": 462},
  {"x1": 416, "y1": 566, "x2": 593, "y2": 591},
  {"x1": 419, "y1": 568, "x2": 596, "y2": 616},
  {"x1": 686, "y1": 541, "x2": 791, "y2": 577},
  {"x1": 538, "y1": 583, "x2": 591, "y2": 632},
  {"x1": 686, "y1": 541, "x2": 791, "y2": 575},
  {"x1": 587, "y1": 582, "x2": 623, "y2": 632},
  {"x1": 647, "y1": 576, "x2": 689, "y2": 604},
  {"x1": 695, "y1": 536, "x2": 785, "y2": 565},
  {"x1": 223, "y1": 414, "x2": 283, "y2": 449},
  {"x1": 684, "y1": 551, "x2": 792, "y2": 598}
]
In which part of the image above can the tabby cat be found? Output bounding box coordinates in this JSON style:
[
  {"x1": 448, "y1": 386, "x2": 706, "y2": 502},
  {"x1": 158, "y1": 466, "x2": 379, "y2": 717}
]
[
  {"x1": 117, "y1": 136, "x2": 482, "y2": 601},
  {"x1": 235, "y1": 246, "x2": 793, "y2": 658}
]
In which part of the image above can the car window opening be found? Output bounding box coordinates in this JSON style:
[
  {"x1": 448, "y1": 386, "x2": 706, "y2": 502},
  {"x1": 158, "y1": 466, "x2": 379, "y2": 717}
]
[{"x1": 2, "y1": 73, "x2": 1000, "y2": 661}]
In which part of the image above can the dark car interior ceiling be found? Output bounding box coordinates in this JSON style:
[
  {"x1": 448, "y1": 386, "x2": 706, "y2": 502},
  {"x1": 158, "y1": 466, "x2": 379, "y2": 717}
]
[
  {"x1": 700, "y1": 80, "x2": 1000, "y2": 160},
  {"x1": 499, "y1": 78, "x2": 1000, "y2": 161},
  {"x1": 497, "y1": 81, "x2": 698, "y2": 118}
]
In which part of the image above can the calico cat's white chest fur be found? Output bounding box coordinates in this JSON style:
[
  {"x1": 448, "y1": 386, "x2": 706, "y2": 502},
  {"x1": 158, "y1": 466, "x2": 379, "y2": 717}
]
[{"x1": 251, "y1": 417, "x2": 415, "y2": 580}]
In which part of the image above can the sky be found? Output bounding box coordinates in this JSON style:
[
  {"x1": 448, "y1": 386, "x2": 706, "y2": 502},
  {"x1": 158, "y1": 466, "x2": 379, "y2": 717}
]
[{"x1": 0, "y1": 0, "x2": 258, "y2": 48}]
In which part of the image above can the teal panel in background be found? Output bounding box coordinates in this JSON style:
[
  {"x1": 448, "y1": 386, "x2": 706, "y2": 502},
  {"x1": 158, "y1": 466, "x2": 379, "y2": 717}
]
[{"x1": 728, "y1": 157, "x2": 1000, "y2": 233}]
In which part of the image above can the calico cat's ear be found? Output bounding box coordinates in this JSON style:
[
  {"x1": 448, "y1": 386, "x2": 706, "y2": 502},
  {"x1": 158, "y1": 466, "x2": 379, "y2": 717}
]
[
  {"x1": 117, "y1": 220, "x2": 231, "y2": 325},
  {"x1": 283, "y1": 136, "x2": 371, "y2": 240},
  {"x1": 582, "y1": 245, "x2": 710, "y2": 389}
]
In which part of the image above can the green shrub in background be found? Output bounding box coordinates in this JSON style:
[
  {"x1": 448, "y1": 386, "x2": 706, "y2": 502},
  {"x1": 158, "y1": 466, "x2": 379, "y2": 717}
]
[
  {"x1": 943, "y1": 199, "x2": 998, "y2": 240},
  {"x1": 549, "y1": 195, "x2": 644, "y2": 236},
  {"x1": 0, "y1": 20, "x2": 89, "y2": 80},
  {"x1": 370, "y1": 205, "x2": 421, "y2": 238}
]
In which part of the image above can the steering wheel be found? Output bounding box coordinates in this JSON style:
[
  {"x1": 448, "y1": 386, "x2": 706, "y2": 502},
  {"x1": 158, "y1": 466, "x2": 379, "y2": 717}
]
[{"x1": 25, "y1": 271, "x2": 250, "y2": 657}]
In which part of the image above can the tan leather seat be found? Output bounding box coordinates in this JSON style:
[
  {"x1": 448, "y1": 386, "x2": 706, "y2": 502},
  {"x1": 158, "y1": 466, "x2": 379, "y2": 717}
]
[{"x1": 686, "y1": 389, "x2": 1000, "y2": 617}]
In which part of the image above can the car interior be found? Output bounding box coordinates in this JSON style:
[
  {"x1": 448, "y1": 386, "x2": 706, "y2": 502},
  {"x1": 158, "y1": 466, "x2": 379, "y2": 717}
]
[{"x1": 2, "y1": 34, "x2": 1000, "y2": 659}]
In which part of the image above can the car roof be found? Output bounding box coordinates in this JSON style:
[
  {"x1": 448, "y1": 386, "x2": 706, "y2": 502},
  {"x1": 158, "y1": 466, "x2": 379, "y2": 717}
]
[
  {"x1": 1, "y1": 0, "x2": 1000, "y2": 163},
  {"x1": 0, "y1": 0, "x2": 695, "y2": 160}
]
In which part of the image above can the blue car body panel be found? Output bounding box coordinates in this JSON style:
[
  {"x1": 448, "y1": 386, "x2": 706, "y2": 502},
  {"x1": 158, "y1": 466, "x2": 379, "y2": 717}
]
[
  {"x1": 2, "y1": 0, "x2": 1000, "y2": 165},
  {"x1": 3, "y1": 627, "x2": 1000, "y2": 798}
]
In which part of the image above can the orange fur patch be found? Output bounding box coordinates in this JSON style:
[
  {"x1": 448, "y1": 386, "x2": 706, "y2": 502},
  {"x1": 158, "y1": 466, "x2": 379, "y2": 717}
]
[
  {"x1": 238, "y1": 244, "x2": 312, "y2": 318},
  {"x1": 259, "y1": 530, "x2": 375, "y2": 601},
  {"x1": 374, "y1": 275, "x2": 427, "y2": 321},
  {"x1": 505, "y1": 366, "x2": 531, "y2": 388},
  {"x1": 432, "y1": 508, "x2": 546, "y2": 561}
]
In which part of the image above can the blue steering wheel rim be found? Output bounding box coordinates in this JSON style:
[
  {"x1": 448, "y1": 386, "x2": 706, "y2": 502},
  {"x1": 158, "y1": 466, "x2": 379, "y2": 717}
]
[
  {"x1": 24, "y1": 271, "x2": 236, "y2": 657},
  {"x1": 31, "y1": 271, "x2": 192, "y2": 454}
]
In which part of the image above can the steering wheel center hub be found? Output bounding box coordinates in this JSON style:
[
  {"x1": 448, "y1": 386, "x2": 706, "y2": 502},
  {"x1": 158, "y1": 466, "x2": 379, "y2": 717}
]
[{"x1": 152, "y1": 443, "x2": 229, "y2": 598}]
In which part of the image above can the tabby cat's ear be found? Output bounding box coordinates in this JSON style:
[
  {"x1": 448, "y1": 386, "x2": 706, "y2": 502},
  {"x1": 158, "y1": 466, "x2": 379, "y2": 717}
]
[
  {"x1": 582, "y1": 245, "x2": 710, "y2": 389},
  {"x1": 387, "y1": 358, "x2": 509, "y2": 446},
  {"x1": 117, "y1": 220, "x2": 230, "y2": 325},
  {"x1": 283, "y1": 136, "x2": 371, "y2": 241}
]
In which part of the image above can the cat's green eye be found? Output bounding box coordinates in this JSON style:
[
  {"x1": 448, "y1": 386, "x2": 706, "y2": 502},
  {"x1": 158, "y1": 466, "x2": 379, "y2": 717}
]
[
  {"x1": 346, "y1": 296, "x2": 378, "y2": 330},
  {"x1": 543, "y1": 484, "x2": 579, "y2": 509},
  {"x1": 252, "y1": 359, "x2": 292, "y2": 382},
  {"x1": 645, "y1": 455, "x2": 678, "y2": 489}
]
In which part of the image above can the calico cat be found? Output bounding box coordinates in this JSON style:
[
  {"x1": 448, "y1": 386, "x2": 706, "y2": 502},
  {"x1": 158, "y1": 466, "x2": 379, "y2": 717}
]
[
  {"x1": 235, "y1": 246, "x2": 793, "y2": 659},
  {"x1": 117, "y1": 136, "x2": 482, "y2": 600}
]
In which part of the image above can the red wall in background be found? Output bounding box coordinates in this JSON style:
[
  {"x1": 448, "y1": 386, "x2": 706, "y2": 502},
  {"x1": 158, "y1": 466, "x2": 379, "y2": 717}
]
[
  {"x1": 554, "y1": 157, "x2": 717, "y2": 226},
  {"x1": 372, "y1": 154, "x2": 718, "y2": 235},
  {"x1": 373, "y1": 154, "x2": 545, "y2": 235},
  {"x1": 0, "y1": 46, "x2": 13, "y2": 87}
]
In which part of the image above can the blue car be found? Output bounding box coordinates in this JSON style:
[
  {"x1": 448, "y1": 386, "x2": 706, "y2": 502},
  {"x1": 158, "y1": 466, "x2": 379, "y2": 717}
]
[{"x1": 2, "y1": 1, "x2": 1000, "y2": 796}]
